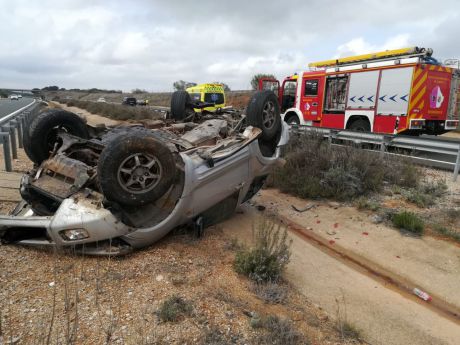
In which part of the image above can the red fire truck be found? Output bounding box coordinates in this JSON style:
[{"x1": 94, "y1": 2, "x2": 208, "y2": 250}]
[{"x1": 260, "y1": 47, "x2": 459, "y2": 135}]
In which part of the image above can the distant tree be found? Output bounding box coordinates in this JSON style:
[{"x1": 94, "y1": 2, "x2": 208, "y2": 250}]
[
  {"x1": 42, "y1": 85, "x2": 59, "y2": 91},
  {"x1": 0, "y1": 89, "x2": 8, "y2": 98},
  {"x1": 212, "y1": 82, "x2": 231, "y2": 91},
  {"x1": 173, "y1": 80, "x2": 197, "y2": 91},
  {"x1": 250, "y1": 74, "x2": 276, "y2": 90},
  {"x1": 31, "y1": 88, "x2": 41, "y2": 95},
  {"x1": 59, "y1": 87, "x2": 66, "y2": 91},
  {"x1": 132, "y1": 88, "x2": 148, "y2": 94}
]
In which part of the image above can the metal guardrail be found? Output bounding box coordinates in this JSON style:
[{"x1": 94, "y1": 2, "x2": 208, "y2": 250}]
[
  {"x1": 0, "y1": 100, "x2": 39, "y2": 172},
  {"x1": 294, "y1": 126, "x2": 460, "y2": 181}
]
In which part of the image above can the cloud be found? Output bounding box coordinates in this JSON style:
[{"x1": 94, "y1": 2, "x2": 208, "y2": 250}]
[
  {"x1": 0, "y1": 0, "x2": 459, "y2": 91},
  {"x1": 335, "y1": 34, "x2": 412, "y2": 57}
]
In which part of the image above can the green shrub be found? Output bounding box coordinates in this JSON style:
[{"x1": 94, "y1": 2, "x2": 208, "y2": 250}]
[
  {"x1": 356, "y1": 197, "x2": 380, "y2": 211},
  {"x1": 158, "y1": 295, "x2": 193, "y2": 322},
  {"x1": 404, "y1": 180, "x2": 447, "y2": 207},
  {"x1": 271, "y1": 134, "x2": 420, "y2": 201},
  {"x1": 405, "y1": 189, "x2": 436, "y2": 208},
  {"x1": 432, "y1": 224, "x2": 460, "y2": 242},
  {"x1": 234, "y1": 218, "x2": 291, "y2": 283},
  {"x1": 338, "y1": 321, "x2": 361, "y2": 341},
  {"x1": 392, "y1": 212, "x2": 424, "y2": 234},
  {"x1": 250, "y1": 281, "x2": 288, "y2": 304},
  {"x1": 253, "y1": 315, "x2": 308, "y2": 345},
  {"x1": 60, "y1": 99, "x2": 162, "y2": 121}
]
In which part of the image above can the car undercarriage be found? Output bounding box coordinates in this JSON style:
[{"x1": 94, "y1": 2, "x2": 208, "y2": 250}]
[{"x1": 0, "y1": 90, "x2": 288, "y2": 255}]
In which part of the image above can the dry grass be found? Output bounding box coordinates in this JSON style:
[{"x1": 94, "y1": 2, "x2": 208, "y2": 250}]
[
  {"x1": 270, "y1": 133, "x2": 420, "y2": 201},
  {"x1": 234, "y1": 218, "x2": 291, "y2": 283},
  {"x1": 57, "y1": 99, "x2": 163, "y2": 121}
]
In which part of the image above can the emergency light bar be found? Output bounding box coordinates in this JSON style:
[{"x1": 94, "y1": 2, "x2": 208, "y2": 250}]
[{"x1": 309, "y1": 47, "x2": 433, "y2": 68}]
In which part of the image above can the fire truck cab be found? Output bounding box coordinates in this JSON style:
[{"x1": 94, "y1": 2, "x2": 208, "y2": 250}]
[{"x1": 260, "y1": 47, "x2": 460, "y2": 135}]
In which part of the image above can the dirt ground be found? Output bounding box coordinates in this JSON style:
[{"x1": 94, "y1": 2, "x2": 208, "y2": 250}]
[
  {"x1": 221, "y1": 205, "x2": 460, "y2": 345},
  {"x1": 0, "y1": 225, "x2": 361, "y2": 345},
  {"x1": 1, "y1": 104, "x2": 459, "y2": 344}
]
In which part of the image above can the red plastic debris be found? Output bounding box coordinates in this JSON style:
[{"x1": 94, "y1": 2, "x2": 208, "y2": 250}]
[
  {"x1": 413, "y1": 288, "x2": 432, "y2": 302},
  {"x1": 396, "y1": 255, "x2": 401, "y2": 259},
  {"x1": 333, "y1": 223, "x2": 339, "y2": 228},
  {"x1": 329, "y1": 240, "x2": 335, "y2": 245},
  {"x1": 316, "y1": 220, "x2": 321, "y2": 224},
  {"x1": 362, "y1": 232, "x2": 369, "y2": 236}
]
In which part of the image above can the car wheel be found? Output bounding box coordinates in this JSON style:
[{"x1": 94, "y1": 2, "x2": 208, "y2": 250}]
[
  {"x1": 26, "y1": 109, "x2": 89, "y2": 164},
  {"x1": 349, "y1": 119, "x2": 370, "y2": 132},
  {"x1": 171, "y1": 91, "x2": 194, "y2": 121},
  {"x1": 246, "y1": 90, "x2": 282, "y2": 141},
  {"x1": 98, "y1": 133, "x2": 177, "y2": 206}
]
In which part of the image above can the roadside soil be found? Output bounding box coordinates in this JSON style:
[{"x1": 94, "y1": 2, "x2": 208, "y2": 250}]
[
  {"x1": 221, "y1": 201, "x2": 460, "y2": 345},
  {"x1": 253, "y1": 189, "x2": 460, "y2": 311},
  {"x1": 1, "y1": 104, "x2": 459, "y2": 344},
  {"x1": 49, "y1": 101, "x2": 120, "y2": 127},
  {"x1": 0, "y1": 224, "x2": 359, "y2": 345}
]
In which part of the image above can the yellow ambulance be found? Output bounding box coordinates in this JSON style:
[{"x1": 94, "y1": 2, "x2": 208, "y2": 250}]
[{"x1": 186, "y1": 83, "x2": 226, "y2": 112}]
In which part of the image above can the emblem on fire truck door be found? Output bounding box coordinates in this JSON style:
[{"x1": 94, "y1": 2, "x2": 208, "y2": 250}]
[
  {"x1": 305, "y1": 102, "x2": 310, "y2": 111},
  {"x1": 430, "y1": 86, "x2": 444, "y2": 109}
]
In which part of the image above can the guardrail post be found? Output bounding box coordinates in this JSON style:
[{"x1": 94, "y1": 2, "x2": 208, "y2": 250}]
[
  {"x1": 17, "y1": 117, "x2": 23, "y2": 148},
  {"x1": 6, "y1": 124, "x2": 18, "y2": 160},
  {"x1": 453, "y1": 144, "x2": 460, "y2": 182},
  {"x1": 329, "y1": 130, "x2": 338, "y2": 144},
  {"x1": 1, "y1": 132, "x2": 12, "y2": 172},
  {"x1": 380, "y1": 136, "x2": 390, "y2": 158}
]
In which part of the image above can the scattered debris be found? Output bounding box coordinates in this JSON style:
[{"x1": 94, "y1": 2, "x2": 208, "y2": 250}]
[
  {"x1": 362, "y1": 232, "x2": 369, "y2": 236},
  {"x1": 328, "y1": 202, "x2": 341, "y2": 209},
  {"x1": 326, "y1": 231, "x2": 337, "y2": 236},
  {"x1": 291, "y1": 204, "x2": 315, "y2": 213},
  {"x1": 370, "y1": 215, "x2": 384, "y2": 224},
  {"x1": 413, "y1": 288, "x2": 432, "y2": 302},
  {"x1": 256, "y1": 205, "x2": 266, "y2": 211}
]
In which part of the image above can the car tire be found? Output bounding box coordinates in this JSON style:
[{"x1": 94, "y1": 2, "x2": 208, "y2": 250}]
[
  {"x1": 349, "y1": 119, "x2": 370, "y2": 132},
  {"x1": 246, "y1": 90, "x2": 282, "y2": 141},
  {"x1": 26, "y1": 109, "x2": 89, "y2": 164},
  {"x1": 171, "y1": 91, "x2": 194, "y2": 121},
  {"x1": 98, "y1": 133, "x2": 177, "y2": 206},
  {"x1": 22, "y1": 110, "x2": 39, "y2": 163}
]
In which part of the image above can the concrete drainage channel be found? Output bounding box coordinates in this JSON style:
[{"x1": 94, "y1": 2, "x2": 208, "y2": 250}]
[{"x1": 279, "y1": 215, "x2": 460, "y2": 325}]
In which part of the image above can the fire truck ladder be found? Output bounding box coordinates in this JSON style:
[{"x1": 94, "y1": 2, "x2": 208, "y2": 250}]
[{"x1": 309, "y1": 47, "x2": 434, "y2": 68}]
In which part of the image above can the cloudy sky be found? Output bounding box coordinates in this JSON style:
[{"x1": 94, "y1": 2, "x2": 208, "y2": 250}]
[{"x1": 0, "y1": 0, "x2": 459, "y2": 91}]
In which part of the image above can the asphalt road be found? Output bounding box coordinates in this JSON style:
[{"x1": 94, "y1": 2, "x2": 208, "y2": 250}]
[{"x1": 0, "y1": 97, "x2": 34, "y2": 119}]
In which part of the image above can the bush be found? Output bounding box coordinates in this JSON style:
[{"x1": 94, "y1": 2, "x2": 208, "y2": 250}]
[
  {"x1": 59, "y1": 99, "x2": 162, "y2": 121},
  {"x1": 253, "y1": 315, "x2": 308, "y2": 345},
  {"x1": 432, "y1": 224, "x2": 460, "y2": 242},
  {"x1": 404, "y1": 180, "x2": 447, "y2": 207},
  {"x1": 338, "y1": 321, "x2": 361, "y2": 341},
  {"x1": 392, "y1": 211, "x2": 424, "y2": 235},
  {"x1": 250, "y1": 281, "x2": 288, "y2": 304},
  {"x1": 355, "y1": 197, "x2": 380, "y2": 211},
  {"x1": 158, "y1": 295, "x2": 193, "y2": 322},
  {"x1": 234, "y1": 218, "x2": 291, "y2": 283},
  {"x1": 272, "y1": 134, "x2": 419, "y2": 201}
]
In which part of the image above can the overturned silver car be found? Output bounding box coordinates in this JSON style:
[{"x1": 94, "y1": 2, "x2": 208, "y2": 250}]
[{"x1": 0, "y1": 91, "x2": 288, "y2": 255}]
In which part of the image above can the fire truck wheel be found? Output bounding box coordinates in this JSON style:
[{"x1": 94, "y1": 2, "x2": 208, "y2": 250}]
[
  {"x1": 170, "y1": 91, "x2": 194, "y2": 121},
  {"x1": 246, "y1": 90, "x2": 282, "y2": 141},
  {"x1": 349, "y1": 118, "x2": 370, "y2": 132},
  {"x1": 98, "y1": 132, "x2": 176, "y2": 206},
  {"x1": 27, "y1": 109, "x2": 89, "y2": 164},
  {"x1": 285, "y1": 114, "x2": 300, "y2": 125}
]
